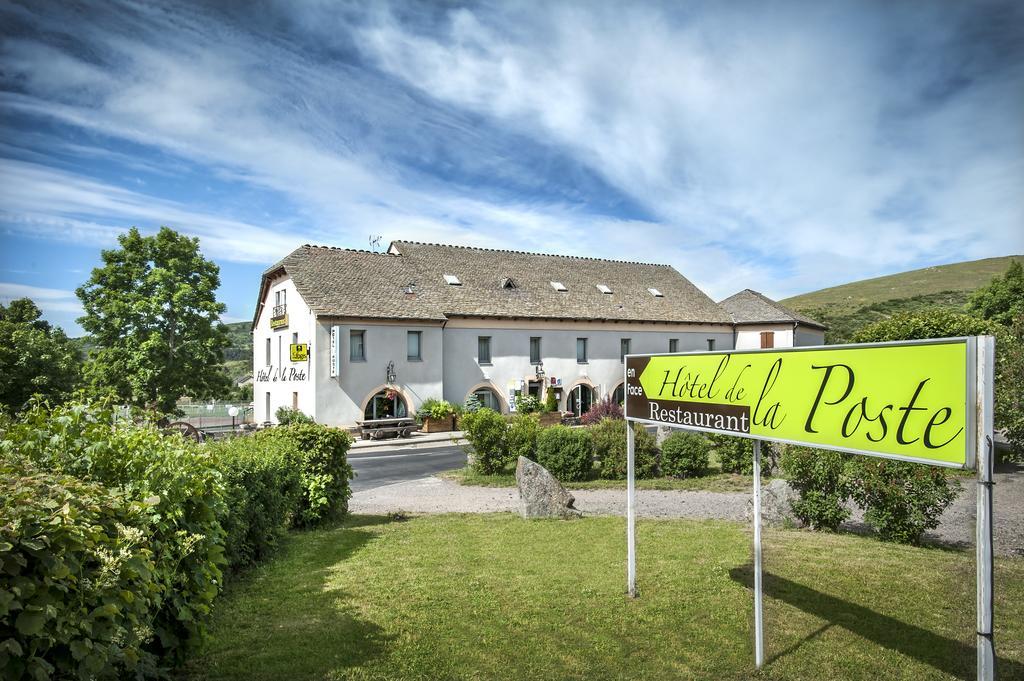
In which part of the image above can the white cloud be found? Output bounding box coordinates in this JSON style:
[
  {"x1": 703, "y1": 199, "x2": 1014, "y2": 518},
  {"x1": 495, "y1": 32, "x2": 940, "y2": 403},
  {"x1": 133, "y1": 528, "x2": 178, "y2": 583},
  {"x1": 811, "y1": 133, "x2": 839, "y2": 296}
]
[
  {"x1": 0, "y1": 282, "x2": 83, "y2": 314},
  {"x1": 0, "y1": 0, "x2": 1021, "y2": 304}
]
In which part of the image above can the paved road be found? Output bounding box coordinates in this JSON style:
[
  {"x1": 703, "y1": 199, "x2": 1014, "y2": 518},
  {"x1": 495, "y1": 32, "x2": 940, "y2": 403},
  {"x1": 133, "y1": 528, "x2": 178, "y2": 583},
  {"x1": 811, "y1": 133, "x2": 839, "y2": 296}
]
[{"x1": 349, "y1": 444, "x2": 468, "y2": 492}]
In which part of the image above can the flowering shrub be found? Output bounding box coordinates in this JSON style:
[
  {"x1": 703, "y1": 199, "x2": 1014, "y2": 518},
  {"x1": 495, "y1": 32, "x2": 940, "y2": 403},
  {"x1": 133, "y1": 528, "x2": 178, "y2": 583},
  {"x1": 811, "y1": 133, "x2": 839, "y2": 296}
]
[
  {"x1": 514, "y1": 394, "x2": 543, "y2": 414},
  {"x1": 580, "y1": 396, "x2": 622, "y2": 425}
]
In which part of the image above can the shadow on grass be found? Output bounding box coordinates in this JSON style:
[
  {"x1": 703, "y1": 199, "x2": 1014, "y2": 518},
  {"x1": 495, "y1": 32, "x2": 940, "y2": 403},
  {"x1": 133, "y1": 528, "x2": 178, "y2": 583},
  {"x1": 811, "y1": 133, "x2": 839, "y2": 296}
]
[
  {"x1": 729, "y1": 565, "x2": 1021, "y2": 680},
  {"x1": 191, "y1": 514, "x2": 402, "y2": 680}
]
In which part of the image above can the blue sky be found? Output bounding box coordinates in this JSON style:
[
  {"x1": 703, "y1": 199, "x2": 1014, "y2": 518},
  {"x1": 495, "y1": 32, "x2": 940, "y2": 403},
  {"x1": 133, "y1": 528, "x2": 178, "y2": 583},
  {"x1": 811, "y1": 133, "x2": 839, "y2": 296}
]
[{"x1": 1, "y1": 0, "x2": 1022, "y2": 336}]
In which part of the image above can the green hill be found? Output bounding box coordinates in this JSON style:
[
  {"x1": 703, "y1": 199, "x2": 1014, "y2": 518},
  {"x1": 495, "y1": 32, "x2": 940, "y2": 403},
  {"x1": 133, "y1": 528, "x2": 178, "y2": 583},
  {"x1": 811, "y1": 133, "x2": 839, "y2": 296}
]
[{"x1": 782, "y1": 255, "x2": 1022, "y2": 343}]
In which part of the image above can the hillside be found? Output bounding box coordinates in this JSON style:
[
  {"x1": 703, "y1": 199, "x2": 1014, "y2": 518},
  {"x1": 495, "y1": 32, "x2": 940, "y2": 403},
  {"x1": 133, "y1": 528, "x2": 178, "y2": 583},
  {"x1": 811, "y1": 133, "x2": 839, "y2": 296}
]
[
  {"x1": 782, "y1": 255, "x2": 1022, "y2": 343},
  {"x1": 782, "y1": 255, "x2": 1022, "y2": 314}
]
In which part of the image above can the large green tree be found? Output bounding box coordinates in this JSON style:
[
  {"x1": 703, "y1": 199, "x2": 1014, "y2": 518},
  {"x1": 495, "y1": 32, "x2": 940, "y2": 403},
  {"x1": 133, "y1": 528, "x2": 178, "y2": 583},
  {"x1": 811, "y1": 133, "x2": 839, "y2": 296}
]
[
  {"x1": 0, "y1": 298, "x2": 81, "y2": 413},
  {"x1": 967, "y1": 261, "x2": 1024, "y2": 459},
  {"x1": 76, "y1": 227, "x2": 230, "y2": 413}
]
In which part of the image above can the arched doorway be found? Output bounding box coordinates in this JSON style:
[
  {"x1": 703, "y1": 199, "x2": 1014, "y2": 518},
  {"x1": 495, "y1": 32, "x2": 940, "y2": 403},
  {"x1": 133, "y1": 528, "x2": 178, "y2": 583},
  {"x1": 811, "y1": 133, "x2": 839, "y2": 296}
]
[
  {"x1": 612, "y1": 382, "x2": 625, "y2": 406},
  {"x1": 566, "y1": 383, "x2": 595, "y2": 417},
  {"x1": 363, "y1": 388, "x2": 409, "y2": 420},
  {"x1": 466, "y1": 384, "x2": 505, "y2": 413}
]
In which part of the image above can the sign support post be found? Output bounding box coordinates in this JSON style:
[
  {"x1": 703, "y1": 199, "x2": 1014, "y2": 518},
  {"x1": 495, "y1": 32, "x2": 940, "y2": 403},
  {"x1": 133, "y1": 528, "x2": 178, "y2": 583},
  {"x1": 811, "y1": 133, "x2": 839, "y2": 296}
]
[
  {"x1": 627, "y1": 422, "x2": 637, "y2": 598},
  {"x1": 976, "y1": 336, "x2": 995, "y2": 681},
  {"x1": 752, "y1": 439, "x2": 764, "y2": 669}
]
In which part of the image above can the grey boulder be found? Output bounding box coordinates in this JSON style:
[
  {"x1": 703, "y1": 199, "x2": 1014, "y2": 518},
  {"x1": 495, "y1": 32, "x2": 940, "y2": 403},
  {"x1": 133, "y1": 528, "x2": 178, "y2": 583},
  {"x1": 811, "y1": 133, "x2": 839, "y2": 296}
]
[
  {"x1": 515, "y1": 456, "x2": 581, "y2": 519},
  {"x1": 744, "y1": 478, "x2": 802, "y2": 527}
]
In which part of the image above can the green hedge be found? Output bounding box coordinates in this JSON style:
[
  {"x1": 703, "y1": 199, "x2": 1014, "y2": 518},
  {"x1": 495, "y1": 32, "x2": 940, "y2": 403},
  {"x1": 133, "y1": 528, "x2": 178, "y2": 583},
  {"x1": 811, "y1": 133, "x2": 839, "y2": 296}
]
[
  {"x1": 210, "y1": 436, "x2": 303, "y2": 571},
  {"x1": 0, "y1": 456, "x2": 163, "y2": 680},
  {"x1": 536, "y1": 425, "x2": 593, "y2": 482},
  {"x1": 780, "y1": 446, "x2": 852, "y2": 531},
  {"x1": 590, "y1": 419, "x2": 658, "y2": 480},
  {"x1": 660, "y1": 432, "x2": 710, "y2": 478},
  {"x1": 507, "y1": 412, "x2": 541, "y2": 463},
  {"x1": 460, "y1": 408, "x2": 510, "y2": 474},
  {"x1": 252, "y1": 423, "x2": 354, "y2": 527},
  {"x1": 709, "y1": 434, "x2": 753, "y2": 474},
  {"x1": 1, "y1": 402, "x2": 226, "y2": 662}
]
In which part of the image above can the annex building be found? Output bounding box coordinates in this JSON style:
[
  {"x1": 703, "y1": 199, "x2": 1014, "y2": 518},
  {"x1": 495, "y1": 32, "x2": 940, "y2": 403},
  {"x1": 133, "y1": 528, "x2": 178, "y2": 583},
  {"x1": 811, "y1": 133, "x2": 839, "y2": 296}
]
[{"x1": 252, "y1": 241, "x2": 825, "y2": 426}]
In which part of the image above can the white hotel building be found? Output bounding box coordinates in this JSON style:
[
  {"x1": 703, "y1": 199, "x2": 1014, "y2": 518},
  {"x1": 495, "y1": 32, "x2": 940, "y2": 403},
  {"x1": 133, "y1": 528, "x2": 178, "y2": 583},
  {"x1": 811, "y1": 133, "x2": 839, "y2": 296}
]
[{"x1": 252, "y1": 241, "x2": 825, "y2": 426}]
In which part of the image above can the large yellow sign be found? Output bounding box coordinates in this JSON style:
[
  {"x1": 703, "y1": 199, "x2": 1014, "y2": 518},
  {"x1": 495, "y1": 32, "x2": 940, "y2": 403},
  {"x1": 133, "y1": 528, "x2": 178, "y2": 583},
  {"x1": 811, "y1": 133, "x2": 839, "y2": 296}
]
[
  {"x1": 625, "y1": 338, "x2": 976, "y2": 468},
  {"x1": 290, "y1": 343, "x2": 309, "y2": 362}
]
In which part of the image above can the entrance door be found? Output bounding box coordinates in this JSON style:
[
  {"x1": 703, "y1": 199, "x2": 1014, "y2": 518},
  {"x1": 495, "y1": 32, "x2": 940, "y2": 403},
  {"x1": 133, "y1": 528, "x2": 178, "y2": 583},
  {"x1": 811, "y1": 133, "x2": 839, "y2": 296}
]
[{"x1": 567, "y1": 384, "x2": 594, "y2": 417}]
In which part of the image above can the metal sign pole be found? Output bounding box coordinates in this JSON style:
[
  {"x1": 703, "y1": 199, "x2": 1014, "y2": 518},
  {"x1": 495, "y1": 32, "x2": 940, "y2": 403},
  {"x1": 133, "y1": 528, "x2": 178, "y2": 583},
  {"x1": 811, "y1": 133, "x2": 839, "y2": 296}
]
[
  {"x1": 627, "y1": 422, "x2": 637, "y2": 598},
  {"x1": 753, "y1": 439, "x2": 764, "y2": 669},
  {"x1": 976, "y1": 336, "x2": 995, "y2": 681}
]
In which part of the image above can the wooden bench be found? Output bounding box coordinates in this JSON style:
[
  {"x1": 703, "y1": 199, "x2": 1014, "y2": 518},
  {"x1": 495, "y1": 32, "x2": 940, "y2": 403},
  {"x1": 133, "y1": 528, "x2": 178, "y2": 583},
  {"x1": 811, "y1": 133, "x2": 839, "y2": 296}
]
[{"x1": 356, "y1": 417, "x2": 419, "y2": 440}]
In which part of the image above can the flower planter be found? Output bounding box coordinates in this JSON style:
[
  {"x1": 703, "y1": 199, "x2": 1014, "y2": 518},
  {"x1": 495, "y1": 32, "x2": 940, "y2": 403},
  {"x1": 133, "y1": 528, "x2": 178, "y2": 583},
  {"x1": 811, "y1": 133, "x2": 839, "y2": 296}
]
[
  {"x1": 422, "y1": 416, "x2": 454, "y2": 433},
  {"x1": 538, "y1": 412, "x2": 562, "y2": 428}
]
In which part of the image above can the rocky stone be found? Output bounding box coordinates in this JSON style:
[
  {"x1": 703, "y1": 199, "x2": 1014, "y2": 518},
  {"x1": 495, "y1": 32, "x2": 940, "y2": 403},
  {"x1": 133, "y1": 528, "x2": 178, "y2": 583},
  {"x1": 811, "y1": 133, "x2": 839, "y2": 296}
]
[
  {"x1": 744, "y1": 478, "x2": 802, "y2": 527},
  {"x1": 515, "y1": 456, "x2": 581, "y2": 519}
]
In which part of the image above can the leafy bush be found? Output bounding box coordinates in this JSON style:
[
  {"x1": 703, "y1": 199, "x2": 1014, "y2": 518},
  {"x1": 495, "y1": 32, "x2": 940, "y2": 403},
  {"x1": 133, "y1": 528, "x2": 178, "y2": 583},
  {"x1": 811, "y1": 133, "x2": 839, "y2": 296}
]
[
  {"x1": 209, "y1": 436, "x2": 303, "y2": 571},
  {"x1": 253, "y1": 423, "x2": 353, "y2": 527},
  {"x1": 590, "y1": 419, "x2": 657, "y2": 479},
  {"x1": 710, "y1": 434, "x2": 754, "y2": 474},
  {"x1": 0, "y1": 456, "x2": 162, "y2": 679},
  {"x1": 275, "y1": 406, "x2": 314, "y2": 425},
  {"x1": 580, "y1": 396, "x2": 623, "y2": 425},
  {"x1": 544, "y1": 389, "x2": 558, "y2": 413},
  {"x1": 781, "y1": 446, "x2": 852, "y2": 531},
  {"x1": 848, "y1": 459, "x2": 960, "y2": 544},
  {"x1": 514, "y1": 394, "x2": 543, "y2": 414},
  {"x1": 661, "y1": 432, "x2": 711, "y2": 478},
  {"x1": 1, "y1": 401, "x2": 226, "y2": 661},
  {"x1": 459, "y1": 408, "x2": 509, "y2": 474},
  {"x1": 418, "y1": 398, "x2": 455, "y2": 420},
  {"x1": 536, "y1": 425, "x2": 594, "y2": 482},
  {"x1": 507, "y1": 412, "x2": 541, "y2": 462}
]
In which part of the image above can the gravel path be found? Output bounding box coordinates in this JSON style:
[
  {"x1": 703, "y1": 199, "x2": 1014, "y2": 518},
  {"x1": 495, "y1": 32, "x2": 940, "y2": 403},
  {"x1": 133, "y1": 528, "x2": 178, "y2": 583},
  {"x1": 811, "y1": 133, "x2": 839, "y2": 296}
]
[{"x1": 350, "y1": 465, "x2": 1024, "y2": 557}]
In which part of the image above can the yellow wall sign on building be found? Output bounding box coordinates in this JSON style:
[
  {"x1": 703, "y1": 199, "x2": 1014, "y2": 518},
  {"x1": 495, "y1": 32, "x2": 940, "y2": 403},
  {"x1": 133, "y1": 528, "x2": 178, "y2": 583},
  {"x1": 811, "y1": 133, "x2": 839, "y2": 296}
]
[
  {"x1": 624, "y1": 338, "x2": 977, "y2": 469},
  {"x1": 290, "y1": 343, "x2": 309, "y2": 362},
  {"x1": 270, "y1": 314, "x2": 289, "y2": 329}
]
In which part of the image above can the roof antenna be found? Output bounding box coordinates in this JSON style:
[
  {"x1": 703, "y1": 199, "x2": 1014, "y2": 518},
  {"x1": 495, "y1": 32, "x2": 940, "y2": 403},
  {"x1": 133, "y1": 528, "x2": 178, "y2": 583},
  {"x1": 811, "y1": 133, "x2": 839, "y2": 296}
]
[{"x1": 369, "y1": 235, "x2": 383, "y2": 252}]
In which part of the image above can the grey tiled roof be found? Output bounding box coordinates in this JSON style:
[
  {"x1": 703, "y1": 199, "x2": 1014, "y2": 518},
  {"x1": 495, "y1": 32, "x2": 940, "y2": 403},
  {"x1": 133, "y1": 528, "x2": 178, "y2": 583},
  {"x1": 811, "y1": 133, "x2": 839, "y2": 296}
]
[
  {"x1": 718, "y1": 289, "x2": 827, "y2": 329},
  {"x1": 259, "y1": 241, "x2": 734, "y2": 324}
]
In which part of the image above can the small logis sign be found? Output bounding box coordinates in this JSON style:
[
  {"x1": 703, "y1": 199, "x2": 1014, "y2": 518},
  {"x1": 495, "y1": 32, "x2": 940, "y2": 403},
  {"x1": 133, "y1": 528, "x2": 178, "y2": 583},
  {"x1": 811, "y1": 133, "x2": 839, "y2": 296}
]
[
  {"x1": 624, "y1": 337, "x2": 976, "y2": 469},
  {"x1": 290, "y1": 343, "x2": 309, "y2": 362}
]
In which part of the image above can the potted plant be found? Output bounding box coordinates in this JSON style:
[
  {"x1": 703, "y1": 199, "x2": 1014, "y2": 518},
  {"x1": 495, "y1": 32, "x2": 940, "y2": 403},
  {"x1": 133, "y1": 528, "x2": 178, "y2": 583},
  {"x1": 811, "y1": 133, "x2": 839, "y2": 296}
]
[{"x1": 418, "y1": 398, "x2": 456, "y2": 433}]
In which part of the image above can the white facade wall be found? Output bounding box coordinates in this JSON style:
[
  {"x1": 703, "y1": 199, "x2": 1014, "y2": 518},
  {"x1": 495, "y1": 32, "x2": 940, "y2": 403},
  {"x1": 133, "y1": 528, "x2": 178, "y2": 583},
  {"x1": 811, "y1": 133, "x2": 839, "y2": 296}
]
[
  {"x1": 734, "y1": 324, "x2": 794, "y2": 350},
  {"x1": 252, "y1": 275, "x2": 317, "y2": 424},
  {"x1": 794, "y1": 327, "x2": 826, "y2": 347},
  {"x1": 441, "y1": 320, "x2": 733, "y2": 412},
  {"x1": 313, "y1": 319, "x2": 444, "y2": 426}
]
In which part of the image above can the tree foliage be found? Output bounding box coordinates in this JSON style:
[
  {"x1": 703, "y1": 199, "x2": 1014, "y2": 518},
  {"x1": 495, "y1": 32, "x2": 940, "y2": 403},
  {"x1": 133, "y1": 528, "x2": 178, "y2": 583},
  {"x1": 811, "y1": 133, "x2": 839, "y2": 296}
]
[
  {"x1": 0, "y1": 298, "x2": 81, "y2": 413},
  {"x1": 967, "y1": 260, "x2": 1024, "y2": 328},
  {"x1": 76, "y1": 227, "x2": 230, "y2": 413}
]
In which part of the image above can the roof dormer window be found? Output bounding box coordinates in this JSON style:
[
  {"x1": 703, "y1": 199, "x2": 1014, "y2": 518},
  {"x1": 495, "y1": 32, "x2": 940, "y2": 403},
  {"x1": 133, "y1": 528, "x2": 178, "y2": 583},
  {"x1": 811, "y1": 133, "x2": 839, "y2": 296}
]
[
  {"x1": 550, "y1": 281, "x2": 568, "y2": 292},
  {"x1": 502, "y1": 277, "x2": 518, "y2": 290},
  {"x1": 648, "y1": 287, "x2": 664, "y2": 297},
  {"x1": 444, "y1": 274, "x2": 462, "y2": 286},
  {"x1": 596, "y1": 284, "x2": 612, "y2": 294}
]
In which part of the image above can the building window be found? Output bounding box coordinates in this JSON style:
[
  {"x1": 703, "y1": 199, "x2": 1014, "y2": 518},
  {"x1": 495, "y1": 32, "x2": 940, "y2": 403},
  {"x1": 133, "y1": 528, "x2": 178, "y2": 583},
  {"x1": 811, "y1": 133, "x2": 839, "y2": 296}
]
[
  {"x1": 265, "y1": 338, "x2": 271, "y2": 366},
  {"x1": 613, "y1": 383, "x2": 625, "y2": 405},
  {"x1": 407, "y1": 331, "x2": 422, "y2": 360},
  {"x1": 530, "y1": 336, "x2": 541, "y2": 364},
  {"x1": 278, "y1": 336, "x2": 282, "y2": 367},
  {"x1": 292, "y1": 392, "x2": 298, "y2": 410},
  {"x1": 265, "y1": 392, "x2": 271, "y2": 422},
  {"x1": 292, "y1": 332, "x2": 298, "y2": 345},
  {"x1": 478, "y1": 336, "x2": 492, "y2": 365},
  {"x1": 707, "y1": 338, "x2": 715, "y2": 351},
  {"x1": 669, "y1": 338, "x2": 678, "y2": 353},
  {"x1": 576, "y1": 337, "x2": 588, "y2": 364},
  {"x1": 760, "y1": 331, "x2": 775, "y2": 349},
  {"x1": 620, "y1": 338, "x2": 631, "y2": 362},
  {"x1": 273, "y1": 289, "x2": 287, "y2": 318},
  {"x1": 473, "y1": 388, "x2": 502, "y2": 412},
  {"x1": 350, "y1": 330, "x2": 365, "y2": 361}
]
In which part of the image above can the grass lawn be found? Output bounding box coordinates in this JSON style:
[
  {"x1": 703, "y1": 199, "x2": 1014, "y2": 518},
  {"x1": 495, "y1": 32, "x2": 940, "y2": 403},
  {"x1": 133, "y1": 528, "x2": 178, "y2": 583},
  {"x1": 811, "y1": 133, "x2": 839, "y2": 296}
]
[
  {"x1": 188, "y1": 515, "x2": 1024, "y2": 681},
  {"x1": 441, "y1": 464, "x2": 756, "y2": 492}
]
